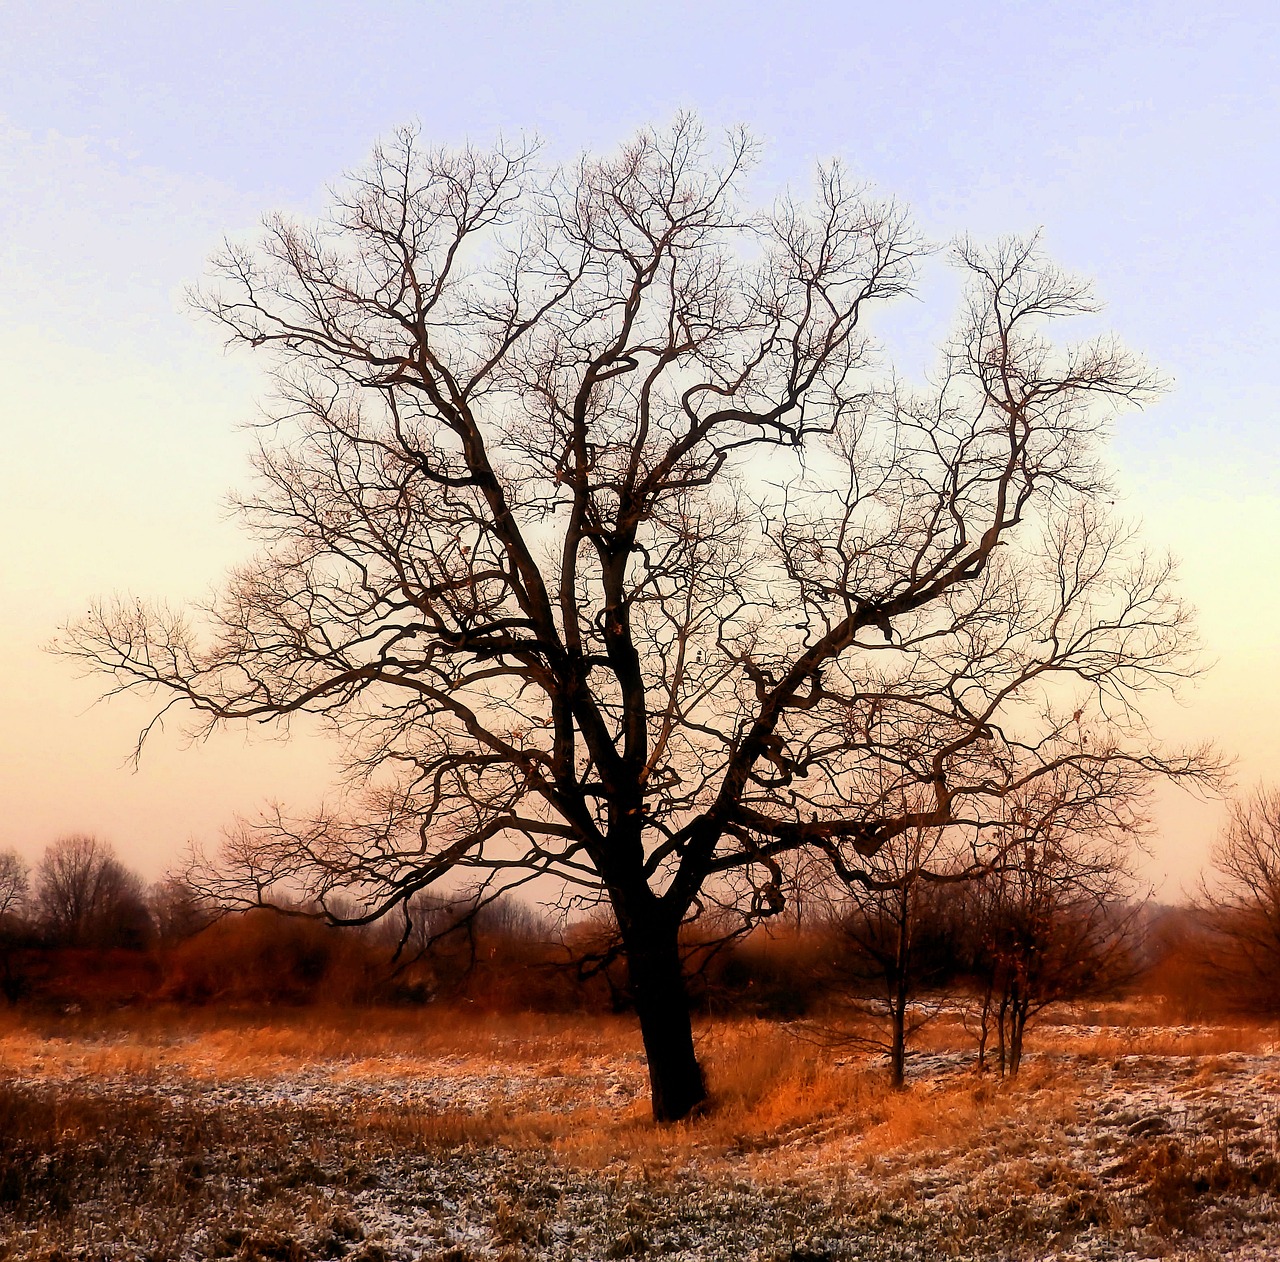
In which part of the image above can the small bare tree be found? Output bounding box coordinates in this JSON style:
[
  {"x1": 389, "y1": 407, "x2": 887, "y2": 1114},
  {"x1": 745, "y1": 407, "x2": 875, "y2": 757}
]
[
  {"x1": 820, "y1": 816, "x2": 967, "y2": 1087},
  {"x1": 61, "y1": 118, "x2": 1214, "y2": 1119},
  {"x1": 960, "y1": 763, "x2": 1145, "y2": 1076}
]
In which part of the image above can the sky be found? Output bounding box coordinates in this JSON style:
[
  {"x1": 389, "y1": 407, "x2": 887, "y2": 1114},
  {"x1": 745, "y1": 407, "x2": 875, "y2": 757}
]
[{"x1": 0, "y1": 0, "x2": 1276, "y2": 894}]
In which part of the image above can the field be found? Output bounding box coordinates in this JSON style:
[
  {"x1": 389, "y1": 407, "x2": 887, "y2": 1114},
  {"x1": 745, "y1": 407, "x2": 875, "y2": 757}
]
[{"x1": 4, "y1": 1004, "x2": 1280, "y2": 1261}]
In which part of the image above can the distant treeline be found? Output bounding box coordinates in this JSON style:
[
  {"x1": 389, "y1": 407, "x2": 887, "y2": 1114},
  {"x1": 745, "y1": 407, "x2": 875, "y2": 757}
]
[
  {"x1": 0, "y1": 824, "x2": 1274, "y2": 1070},
  {"x1": 1, "y1": 834, "x2": 1274, "y2": 1061}
]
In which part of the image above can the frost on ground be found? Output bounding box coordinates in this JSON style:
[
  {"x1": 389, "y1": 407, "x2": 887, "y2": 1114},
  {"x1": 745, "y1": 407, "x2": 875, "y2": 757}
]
[{"x1": 4, "y1": 1012, "x2": 1280, "y2": 1261}]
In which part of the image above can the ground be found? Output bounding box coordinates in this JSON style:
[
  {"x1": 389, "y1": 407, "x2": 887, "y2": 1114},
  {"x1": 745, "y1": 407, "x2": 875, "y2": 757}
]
[{"x1": 3, "y1": 1005, "x2": 1280, "y2": 1260}]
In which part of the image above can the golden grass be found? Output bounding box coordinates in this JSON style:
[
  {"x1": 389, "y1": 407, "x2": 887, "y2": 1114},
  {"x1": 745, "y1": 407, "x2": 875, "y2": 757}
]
[
  {"x1": 1035, "y1": 1022, "x2": 1274, "y2": 1058},
  {"x1": 0, "y1": 1005, "x2": 1001, "y2": 1169},
  {"x1": 0, "y1": 1004, "x2": 645, "y2": 1082},
  {"x1": 0, "y1": 997, "x2": 1267, "y2": 1181},
  {"x1": 523, "y1": 1018, "x2": 1080, "y2": 1176}
]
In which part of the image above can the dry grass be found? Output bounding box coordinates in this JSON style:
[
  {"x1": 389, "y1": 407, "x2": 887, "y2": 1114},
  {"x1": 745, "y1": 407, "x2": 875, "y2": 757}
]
[
  {"x1": 1034, "y1": 1003, "x2": 1277, "y2": 1058},
  {"x1": 0, "y1": 1004, "x2": 1096, "y2": 1158},
  {"x1": 8, "y1": 1001, "x2": 1280, "y2": 1258},
  {"x1": 1042, "y1": 1025, "x2": 1273, "y2": 1058},
  {"x1": 0, "y1": 1003, "x2": 645, "y2": 1082},
  {"x1": 0, "y1": 1003, "x2": 1046, "y2": 1172}
]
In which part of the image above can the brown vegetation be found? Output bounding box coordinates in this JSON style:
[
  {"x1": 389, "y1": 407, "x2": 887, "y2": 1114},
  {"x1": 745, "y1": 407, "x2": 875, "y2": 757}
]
[{"x1": 5, "y1": 1001, "x2": 1280, "y2": 1259}]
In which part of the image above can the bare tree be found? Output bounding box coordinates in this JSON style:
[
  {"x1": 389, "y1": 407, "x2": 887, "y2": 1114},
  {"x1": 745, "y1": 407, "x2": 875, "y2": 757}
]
[
  {"x1": 35, "y1": 835, "x2": 152, "y2": 949},
  {"x1": 1200, "y1": 787, "x2": 1280, "y2": 1010},
  {"x1": 960, "y1": 763, "x2": 1146, "y2": 1076},
  {"x1": 0, "y1": 851, "x2": 27, "y2": 923},
  {"x1": 821, "y1": 819, "x2": 967, "y2": 1088},
  {"x1": 61, "y1": 117, "x2": 1214, "y2": 1119}
]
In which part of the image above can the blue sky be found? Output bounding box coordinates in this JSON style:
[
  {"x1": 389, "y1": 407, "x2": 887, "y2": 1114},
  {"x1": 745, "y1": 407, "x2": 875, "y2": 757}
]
[{"x1": 0, "y1": 0, "x2": 1276, "y2": 888}]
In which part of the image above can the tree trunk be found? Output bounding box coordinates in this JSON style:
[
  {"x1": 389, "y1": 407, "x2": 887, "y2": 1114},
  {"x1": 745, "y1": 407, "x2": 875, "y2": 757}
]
[
  {"x1": 889, "y1": 894, "x2": 914, "y2": 1088},
  {"x1": 623, "y1": 918, "x2": 707, "y2": 1123},
  {"x1": 1008, "y1": 996, "x2": 1027, "y2": 1077},
  {"x1": 890, "y1": 1000, "x2": 907, "y2": 1089}
]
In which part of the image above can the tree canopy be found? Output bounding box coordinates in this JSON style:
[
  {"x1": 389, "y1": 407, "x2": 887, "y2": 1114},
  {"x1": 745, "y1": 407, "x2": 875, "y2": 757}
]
[{"x1": 62, "y1": 117, "x2": 1215, "y2": 1119}]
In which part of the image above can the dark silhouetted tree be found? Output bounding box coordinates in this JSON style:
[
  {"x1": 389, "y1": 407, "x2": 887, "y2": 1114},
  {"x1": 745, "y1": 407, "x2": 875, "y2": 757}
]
[{"x1": 62, "y1": 118, "x2": 1213, "y2": 1120}]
